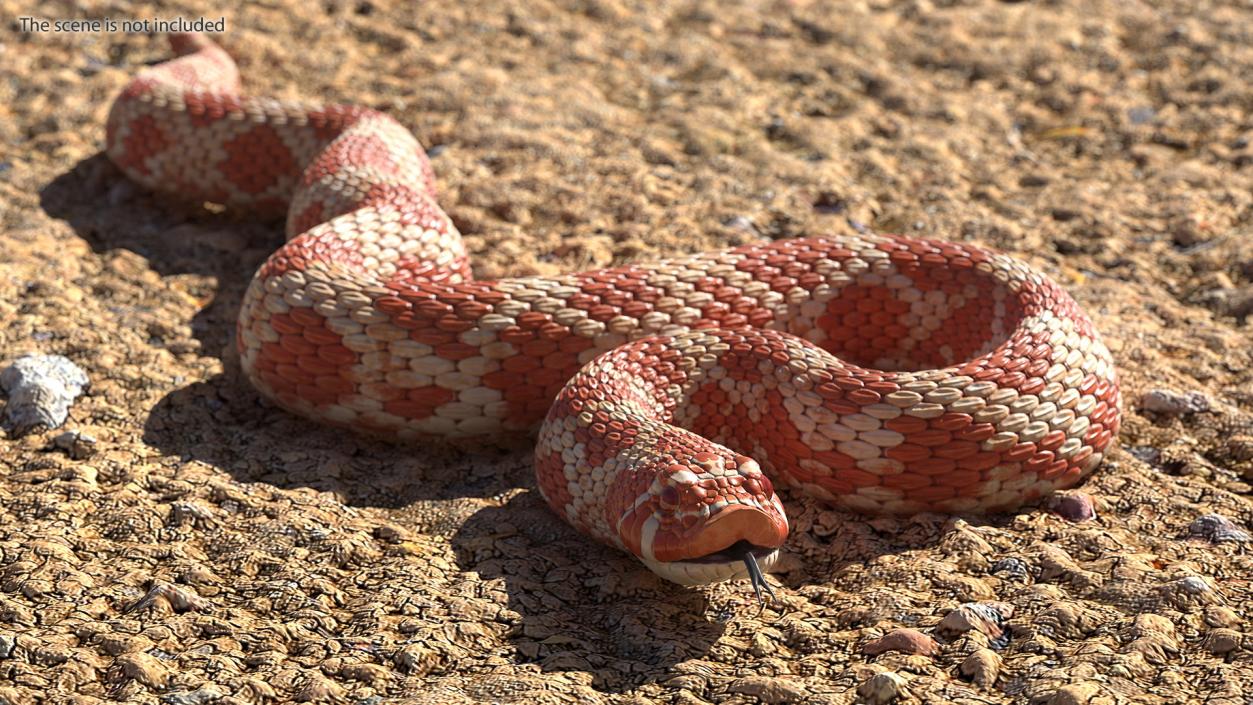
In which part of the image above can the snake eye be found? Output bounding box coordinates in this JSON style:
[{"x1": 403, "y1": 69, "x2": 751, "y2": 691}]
[{"x1": 659, "y1": 485, "x2": 680, "y2": 508}]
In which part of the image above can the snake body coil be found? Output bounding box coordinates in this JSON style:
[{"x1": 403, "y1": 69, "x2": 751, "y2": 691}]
[{"x1": 107, "y1": 34, "x2": 1121, "y2": 586}]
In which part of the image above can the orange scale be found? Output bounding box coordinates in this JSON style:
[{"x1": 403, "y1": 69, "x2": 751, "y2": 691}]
[
  {"x1": 886, "y1": 416, "x2": 929, "y2": 434},
  {"x1": 1039, "y1": 459, "x2": 1072, "y2": 480},
  {"x1": 865, "y1": 379, "x2": 899, "y2": 394},
  {"x1": 825, "y1": 297, "x2": 857, "y2": 316},
  {"x1": 932, "y1": 412, "x2": 974, "y2": 431},
  {"x1": 296, "y1": 355, "x2": 339, "y2": 376},
  {"x1": 935, "y1": 469, "x2": 982, "y2": 488},
  {"x1": 434, "y1": 342, "x2": 480, "y2": 361},
  {"x1": 316, "y1": 344, "x2": 356, "y2": 365},
  {"x1": 521, "y1": 339, "x2": 559, "y2": 357},
  {"x1": 911, "y1": 429, "x2": 953, "y2": 447},
  {"x1": 1093, "y1": 429, "x2": 1115, "y2": 451},
  {"x1": 267, "y1": 313, "x2": 303, "y2": 336},
  {"x1": 435, "y1": 316, "x2": 476, "y2": 333},
  {"x1": 286, "y1": 306, "x2": 326, "y2": 327},
  {"x1": 910, "y1": 457, "x2": 957, "y2": 475},
  {"x1": 1018, "y1": 378, "x2": 1047, "y2": 395},
  {"x1": 275, "y1": 363, "x2": 314, "y2": 386},
  {"x1": 955, "y1": 423, "x2": 996, "y2": 442},
  {"x1": 868, "y1": 310, "x2": 897, "y2": 327},
  {"x1": 558, "y1": 335, "x2": 595, "y2": 354},
  {"x1": 798, "y1": 272, "x2": 825, "y2": 288},
  {"x1": 260, "y1": 342, "x2": 299, "y2": 365},
  {"x1": 889, "y1": 250, "x2": 920, "y2": 265},
  {"x1": 414, "y1": 300, "x2": 452, "y2": 317},
  {"x1": 501, "y1": 355, "x2": 541, "y2": 374},
  {"x1": 833, "y1": 468, "x2": 881, "y2": 487},
  {"x1": 382, "y1": 399, "x2": 436, "y2": 419},
  {"x1": 295, "y1": 385, "x2": 340, "y2": 406},
  {"x1": 1077, "y1": 425, "x2": 1107, "y2": 445},
  {"x1": 911, "y1": 484, "x2": 957, "y2": 503},
  {"x1": 856, "y1": 297, "x2": 883, "y2": 314},
  {"x1": 1094, "y1": 379, "x2": 1114, "y2": 399},
  {"x1": 857, "y1": 324, "x2": 883, "y2": 341},
  {"x1": 886, "y1": 444, "x2": 931, "y2": 463},
  {"x1": 543, "y1": 351, "x2": 577, "y2": 371},
  {"x1": 883, "y1": 473, "x2": 932, "y2": 491},
  {"x1": 622, "y1": 301, "x2": 651, "y2": 317},
  {"x1": 454, "y1": 301, "x2": 492, "y2": 320},
  {"x1": 250, "y1": 355, "x2": 277, "y2": 373},
  {"x1": 257, "y1": 369, "x2": 287, "y2": 391},
  {"x1": 1038, "y1": 430, "x2": 1067, "y2": 452},
  {"x1": 1023, "y1": 451, "x2": 1056, "y2": 474},
  {"x1": 869, "y1": 335, "x2": 897, "y2": 352},
  {"x1": 526, "y1": 366, "x2": 566, "y2": 388},
  {"x1": 374, "y1": 296, "x2": 413, "y2": 315},
  {"x1": 411, "y1": 328, "x2": 455, "y2": 345},
  {"x1": 515, "y1": 311, "x2": 550, "y2": 329},
  {"x1": 1003, "y1": 442, "x2": 1038, "y2": 463},
  {"x1": 314, "y1": 375, "x2": 355, "y2": 395},
  {"x1": 499, "y1": 327, "x2": 534, "y2": 345},
  {"x1": 303, "y1": 325, "x2": 343, "y2": 346},
  {"x1": 745, "y1": 310, "x2": 773, "y2": 326},
  {"x1": 934, "y1": 440, "x2": 980, "y2": 460},
  {"x1": 847, "y1": 388, "x2": 881, "y2": 405},
  {"x1": 504, "y1": 383, "x2": 544, "y2": 404}
]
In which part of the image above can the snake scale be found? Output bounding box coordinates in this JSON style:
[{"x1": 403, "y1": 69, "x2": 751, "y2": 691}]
[{"x1": 105, "y1": 34, "x2": 1121, "y2": 591}]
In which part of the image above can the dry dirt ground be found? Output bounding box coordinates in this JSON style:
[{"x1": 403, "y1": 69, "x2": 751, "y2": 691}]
[{"x1": 2, "y1": 0, "x2": 1252, "y2": 703}]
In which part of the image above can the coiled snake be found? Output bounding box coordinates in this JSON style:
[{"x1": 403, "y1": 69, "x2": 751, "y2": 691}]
[{"x1": 106, "y1": 34, "x2": 1121, "y2": 595}]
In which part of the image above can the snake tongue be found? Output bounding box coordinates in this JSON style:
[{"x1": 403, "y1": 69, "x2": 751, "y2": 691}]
[
  {"x1": 666, "y1": 500, "x2": 781, "y2": 563},
  {"x1": 742, "y1": 551, "x2": 777, "y2": 607}
]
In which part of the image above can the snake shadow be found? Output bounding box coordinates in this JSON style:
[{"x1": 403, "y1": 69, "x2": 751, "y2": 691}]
[
  {"x1": 38, "y1": 154, "x2": 526, "y2": 507},
  {"x1": 41, "y1": 154, "x2": 937, "y2": 693},
  {"x1": 448, "y1": 493, "x2": 733, "y2": 691},
  {"x1": 40, "y1": 155, "x2": 733, "y2": 689}
]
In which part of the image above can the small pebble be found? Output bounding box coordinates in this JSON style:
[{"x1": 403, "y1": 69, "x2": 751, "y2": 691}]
[
  {"x1": 939, "y1": 603, "x2": 1014, "y2": 646},
  {"x1": 856, "y1": 672, "x2": 911, "y2": 704},
  {"x1": 1187, "y1": 514, "x2": 1250, "y2": 543},
  {"x1": 114, "y1": 652, "x2": 170, "y2": 689},
  {"x1": 0, "y1": 354, "x2": 90, "y2": 436},
  {"x1": 160, "y1": 685, "x2": 225, "y2": 705},
  {"x1": 52, "y1": 429, "x2": 97, "y2": 459},
  {"x1": 862, "y1": 628, "x2": 939, "y2": 657},
  {"x1": 1204, "y1": 606, "x2": 1241, "y2": 628},
  {"x1": 1047, "y1": 682, "x2": 1101, "y2": 705},
  {"x1": 1202, "y1": 628, "x2": 1242, "y2": 655},
  {"x1": 990, "y1": 557, "x2": 1031, "y2": 582},
  {"x1": 960, "y1": 648, "x2": 1001, "y2": 688},
  {"x1": 723, "y1": 216, "x2": 758, "y2": 233},
  {"x1": 1126, "y1": 445, "x2": 1162, "y2": 464},
  {"x1": 1139, "y1": 389, "x2": 1211, "y2": 415},
  {"x1": 726, "y1": 675, "x2": 807, "y2": 704},
  {"x1": 124, "y1": 582, "x2": 211, "y2": 614},
  {"x1": 1048, "y1": 492, "x2": 1097, "y2": 522}
]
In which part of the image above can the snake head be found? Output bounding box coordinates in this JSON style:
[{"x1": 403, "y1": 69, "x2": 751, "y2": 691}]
[{"x1": 615, "y1": 451, "x2": 789, "y2": 586}]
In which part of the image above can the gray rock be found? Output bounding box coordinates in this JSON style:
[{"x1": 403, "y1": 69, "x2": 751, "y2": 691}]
[
  {"x1": 1139, "y1": 388, "x2": 1211, "y2": 415},
  {"x1": 1, "y1": 355, "x2": 89, "y2": 436},
  {"x1": 1188, "y1": 514, "x2": 1250, "y2": 543}
]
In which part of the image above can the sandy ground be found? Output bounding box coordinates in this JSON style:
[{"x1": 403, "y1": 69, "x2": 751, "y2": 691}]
[{"x1": 2, "y1": 0, "x2": 1252, "y2": 703}]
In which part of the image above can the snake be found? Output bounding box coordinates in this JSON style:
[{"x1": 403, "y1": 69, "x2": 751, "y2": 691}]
[{"x1": 105, "y1": 33, "x2": 1121, "y2": 595}]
